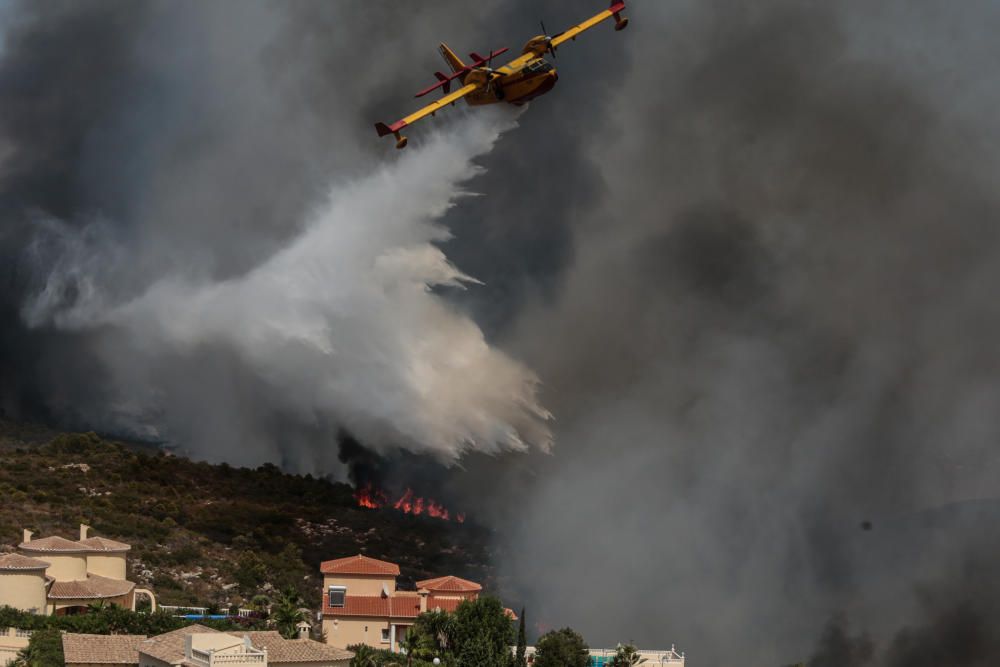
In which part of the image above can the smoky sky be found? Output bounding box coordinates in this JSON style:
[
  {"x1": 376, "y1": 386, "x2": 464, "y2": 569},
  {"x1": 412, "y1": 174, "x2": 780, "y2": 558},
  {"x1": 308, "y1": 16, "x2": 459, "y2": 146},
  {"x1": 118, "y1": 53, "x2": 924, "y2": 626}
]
[{"x1": 4, "y1": 1, "x2": 1000, "y2": 665}]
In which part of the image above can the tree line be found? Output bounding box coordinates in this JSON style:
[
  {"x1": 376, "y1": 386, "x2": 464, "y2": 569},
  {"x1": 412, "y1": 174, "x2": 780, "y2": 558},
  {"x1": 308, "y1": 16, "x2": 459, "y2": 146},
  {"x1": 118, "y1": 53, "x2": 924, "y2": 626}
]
[{"x1": 347, "y1": 595, "x2": 647, "y2": 667}]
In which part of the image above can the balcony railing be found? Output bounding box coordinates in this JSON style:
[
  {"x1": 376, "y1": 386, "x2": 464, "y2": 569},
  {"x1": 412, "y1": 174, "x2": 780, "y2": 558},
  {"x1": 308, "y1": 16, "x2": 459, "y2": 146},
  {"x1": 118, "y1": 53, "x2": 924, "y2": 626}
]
[
  {"x1": 187, "y1": 647, "x2": 267, "y2": 666},
  {"x1": 209, "y1": 652, "x2": 267, "y2": 664}
]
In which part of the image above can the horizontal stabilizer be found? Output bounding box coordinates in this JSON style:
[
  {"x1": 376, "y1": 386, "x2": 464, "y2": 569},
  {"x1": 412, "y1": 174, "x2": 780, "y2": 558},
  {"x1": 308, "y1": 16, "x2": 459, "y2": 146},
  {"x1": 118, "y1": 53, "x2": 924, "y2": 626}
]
[{"x1": 375, "y1": 121, "x2": 406, "y2": 138}]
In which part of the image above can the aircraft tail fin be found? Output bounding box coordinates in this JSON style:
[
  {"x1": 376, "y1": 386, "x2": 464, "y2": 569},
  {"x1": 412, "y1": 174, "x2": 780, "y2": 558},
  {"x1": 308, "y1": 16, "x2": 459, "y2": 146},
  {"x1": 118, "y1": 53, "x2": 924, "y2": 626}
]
[{"x1": 438, "y1": 43, "x2": 465, "y2": 73}]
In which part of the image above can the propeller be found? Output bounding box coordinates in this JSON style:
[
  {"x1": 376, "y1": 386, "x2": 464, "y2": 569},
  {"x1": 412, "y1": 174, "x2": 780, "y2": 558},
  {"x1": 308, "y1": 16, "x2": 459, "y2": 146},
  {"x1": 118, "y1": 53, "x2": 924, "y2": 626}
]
[
  {"x1": 540, "y1": 20, "x2": 562, "y2": 58},
  {"x1": 484, "y1": 46, "x2": 499, "y2": 94}
]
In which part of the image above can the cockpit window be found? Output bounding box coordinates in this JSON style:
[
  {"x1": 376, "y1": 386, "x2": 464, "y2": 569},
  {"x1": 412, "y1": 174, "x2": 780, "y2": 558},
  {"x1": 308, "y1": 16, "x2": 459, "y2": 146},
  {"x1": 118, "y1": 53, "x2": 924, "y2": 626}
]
[{"x1": 524, "y1": 60, "x2": 553, "y2": 74}]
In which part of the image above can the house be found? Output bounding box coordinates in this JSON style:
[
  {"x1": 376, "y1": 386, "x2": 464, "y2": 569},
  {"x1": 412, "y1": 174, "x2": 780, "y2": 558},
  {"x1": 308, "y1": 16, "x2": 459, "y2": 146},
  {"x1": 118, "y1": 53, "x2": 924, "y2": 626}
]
[
  {"x1": 0, "y1": 525, "x2": 157, "y2": 665},
  {"x1": 62, "y1": 624, "x2": 353, "y2": 667},
  {"x1": 319, "y1": 554, "x2": 511, "y2": 652},
  {"x1": 0, "y1": 525, "x2": 155, "y2": 616},
  {"x1": 521, "y1": 645, "x2": 686, "y2": 666}
]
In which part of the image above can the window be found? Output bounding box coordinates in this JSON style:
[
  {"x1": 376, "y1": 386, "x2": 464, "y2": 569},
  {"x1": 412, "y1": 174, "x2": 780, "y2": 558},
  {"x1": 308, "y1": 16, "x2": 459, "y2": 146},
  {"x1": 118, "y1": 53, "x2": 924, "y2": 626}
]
[
  {"x1": 525, "y1": 59, "x2": 553, "y2": 74},
  {"x1": 328, "y1": 586, "x2": 346, "y2": 607},
  {"x1": 381, "y1": 628, "x2": 390, "y2": 643}
]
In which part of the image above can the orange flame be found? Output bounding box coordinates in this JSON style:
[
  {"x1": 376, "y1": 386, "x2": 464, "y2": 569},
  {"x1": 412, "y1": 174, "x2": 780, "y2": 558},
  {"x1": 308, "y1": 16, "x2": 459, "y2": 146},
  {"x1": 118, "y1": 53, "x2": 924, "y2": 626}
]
[{"x1": 356, "y1": 485, "x2": 465, "y2": 523}]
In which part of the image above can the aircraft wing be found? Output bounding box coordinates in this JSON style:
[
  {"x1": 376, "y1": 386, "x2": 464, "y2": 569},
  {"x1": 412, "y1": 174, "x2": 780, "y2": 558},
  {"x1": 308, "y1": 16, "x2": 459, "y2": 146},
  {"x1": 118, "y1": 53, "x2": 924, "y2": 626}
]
[
  {"x1": 551, "y1": 1, "x2": 628, "y2": 48},
  {"x1": 375, "y1": 82, "x2": 479, "y2": 147}
]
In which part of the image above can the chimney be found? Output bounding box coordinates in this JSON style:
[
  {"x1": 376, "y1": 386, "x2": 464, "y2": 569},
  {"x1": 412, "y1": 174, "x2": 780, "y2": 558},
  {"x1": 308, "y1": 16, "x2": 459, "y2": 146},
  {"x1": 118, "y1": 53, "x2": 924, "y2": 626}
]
[
  {"x1": 297, "y1": 622, "x2": 310, "y2": 640},
  {"x1": 22, "y1": 529, "x2": 32, "y2": 544},
  {"x1": 79, "y1": 524, "x2": 90, "y2": 541},
  {"x1": 418, "y1": 588, "x2": 429, "y2": 613}
]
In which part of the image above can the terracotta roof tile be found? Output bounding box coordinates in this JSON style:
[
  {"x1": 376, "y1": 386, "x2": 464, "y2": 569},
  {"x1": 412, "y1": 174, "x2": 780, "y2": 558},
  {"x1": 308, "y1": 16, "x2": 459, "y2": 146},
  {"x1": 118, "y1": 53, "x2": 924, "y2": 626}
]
[
  {"x1": 134, "y1": 625, "x2": 354, "y2": 665},
  {"x1": 78, "y1": 536, "x2": 131, "y2": 552},
  {"x1": 62, "y1": 633, "x2": 146, "y2": 664},
  {"x1": 426, "y1": 597, "x2": 464, "y2": 613},
  {"x1": 48, "y1": 574, "x2": 135, "y2": 600},
  {"x1": 138, "y1": 624, "x2": 215, "y2": 663},
  {"x1": 236, "y1": 631, "x2": 353, "y2": 662},
  {"x1": 320, "y1": 554, "x2": 400, "y2": 576},
  {"x1": 415, "y1": 575, "x2": 482, "y2": 593},
  {"x1": 324, "y1": 594, "x2": 469, "y2": 618},
  {"x1": 324, "y1": 594, "x2": 418, "y2": 618},
  {"x1": 19, "y1": 536, "x2": 89, "y2": 553},
  {"x1": 0, "y1": 553, "x2": 50, "y2": 571}
]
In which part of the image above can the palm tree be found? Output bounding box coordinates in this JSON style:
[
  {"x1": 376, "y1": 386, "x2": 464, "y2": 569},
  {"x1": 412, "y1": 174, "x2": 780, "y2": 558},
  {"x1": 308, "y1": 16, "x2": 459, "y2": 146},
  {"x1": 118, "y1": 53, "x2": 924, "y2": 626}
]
[
  {"x1": 401, "y1": 628, "x2": 424, "y2": 667},
  {"x1": 87, "y1": 600, "x2": 108, "y2": 614},
  {"x1": 349, "y1": 644, "x2": 379, "y2": 667},
  {"x1": 610, "y1": 643, "x2": 647, "y2": 666},
  {"x1": 271, "y1": 588, "x2": 307, "y2": 639}
]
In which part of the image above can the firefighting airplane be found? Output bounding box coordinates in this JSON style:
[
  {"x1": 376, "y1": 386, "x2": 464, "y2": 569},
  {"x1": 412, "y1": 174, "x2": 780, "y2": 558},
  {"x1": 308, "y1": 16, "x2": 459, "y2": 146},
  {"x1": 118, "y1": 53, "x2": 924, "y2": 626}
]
[{"x1": 375, "y1": 0, "x2": 630, "y2": 149}]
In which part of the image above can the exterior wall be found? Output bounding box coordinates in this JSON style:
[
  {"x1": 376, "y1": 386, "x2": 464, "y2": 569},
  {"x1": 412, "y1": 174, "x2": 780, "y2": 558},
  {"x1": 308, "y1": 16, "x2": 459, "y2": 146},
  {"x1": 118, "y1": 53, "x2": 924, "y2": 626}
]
[
  {"x1": 27, "y1": 552, "x2": 88, "y2": 581},
  {"x1": 0, "y1": 628, "x2": 31, "y2": 667},
  {"x1": 87, "y1": 553, "x2": 127, "y2": 580},
  {"x1": 322, "y1": 574, "x2": 396, "y2": 596},
  {"x1": 0, "y1": 571, "x2": 47, "y2": 613},
  {"x1": 51, "y1": 591, "x2": 133, "y2": 615},
  {"x1": 139, "y1": 655, "x2": 172, "y2": 667},
  {"x1": 322, "y1": 615, "x2": 392, "y2": 649}
]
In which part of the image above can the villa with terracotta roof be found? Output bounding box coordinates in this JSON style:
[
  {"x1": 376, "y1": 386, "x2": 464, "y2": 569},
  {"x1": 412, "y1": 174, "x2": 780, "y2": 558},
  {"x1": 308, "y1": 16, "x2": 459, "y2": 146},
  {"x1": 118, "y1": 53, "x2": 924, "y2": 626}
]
[
  {"x1": 61, "y1": 624, "x2": 353, "y2": 667},
  {"x1": 0, "y1": 524, "x2": 156, "y2": 665},
  {"x1": 0, "y1": 524, "x2": 155, "y2": 616},
  {"x1": 319, "y1": 554, "x2": 507, "y2": 652}
]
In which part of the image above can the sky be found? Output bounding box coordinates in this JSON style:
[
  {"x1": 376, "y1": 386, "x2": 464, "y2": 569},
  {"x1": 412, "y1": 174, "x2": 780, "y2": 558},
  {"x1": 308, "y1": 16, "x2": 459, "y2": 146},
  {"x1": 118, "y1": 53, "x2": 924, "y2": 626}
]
[{"x1": 3, "y1": 1, "x2": 1000, "y2": 665}]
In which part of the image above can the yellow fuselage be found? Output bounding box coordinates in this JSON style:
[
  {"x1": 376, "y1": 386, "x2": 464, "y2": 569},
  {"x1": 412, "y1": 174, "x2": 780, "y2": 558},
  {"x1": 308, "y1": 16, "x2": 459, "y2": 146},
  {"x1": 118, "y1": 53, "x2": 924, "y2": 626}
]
[{"x1": 465, "y1": 58, "x2": 558, "y2": 107}]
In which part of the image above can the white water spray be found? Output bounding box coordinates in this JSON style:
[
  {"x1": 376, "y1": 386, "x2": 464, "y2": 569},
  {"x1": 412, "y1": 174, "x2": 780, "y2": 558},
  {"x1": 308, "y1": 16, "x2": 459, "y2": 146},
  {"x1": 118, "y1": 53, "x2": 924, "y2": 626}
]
[{"x1": 24, "y1": 109, "x2": 551, "y2": 466}]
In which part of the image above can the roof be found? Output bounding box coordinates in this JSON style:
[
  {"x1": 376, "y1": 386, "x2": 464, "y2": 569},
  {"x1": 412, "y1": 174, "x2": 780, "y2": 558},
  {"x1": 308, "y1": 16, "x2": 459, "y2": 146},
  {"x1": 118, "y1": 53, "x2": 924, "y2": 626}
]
[
  {"x1": 415, "y1": 575, "x2": 482, "y2": 593},
  {"x1": 48, "y1": 574, "x2": 136, "y2": 600},
  {"x1": 324, "y1": 594, "x2": 465, "y2": 618},
  {"x1": 19, "y1": 535, "x2": 90, "y2": 553},
  {"x1": 139, "y1": 624, "x2": 216, "y2": 664},
  {"x1": 78, "y1": 536, "x2": 131, "y2": 553},
  {"x1": 62, "y1": 634, "x2": 146, "y2": 664},
  {"x1": 320, "y1": 554, "x2": 400, "y2": 576},
  {"x1": 238, "y1": 631, "x2": 353, "y2": 663},
  {"x1": 136, "y1": 625, "x2": 353, "y2": 665},
  {"x1": 0, "y1": 553, "x2": 50, "y2": 571}
]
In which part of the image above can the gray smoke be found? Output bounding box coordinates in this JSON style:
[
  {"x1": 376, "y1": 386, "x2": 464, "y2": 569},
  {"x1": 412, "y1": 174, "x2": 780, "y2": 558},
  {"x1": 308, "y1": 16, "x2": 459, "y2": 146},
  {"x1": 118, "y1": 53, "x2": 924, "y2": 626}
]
[
  {"x1": 495, "y1": 0, "x2": 1000, "y2": 665},
  {"x1": 1, "y1": 0, "x2": 552, "y2": 466},
  {"x1": 4, "y1": 1, "x2": 1000, "y2": 665}
]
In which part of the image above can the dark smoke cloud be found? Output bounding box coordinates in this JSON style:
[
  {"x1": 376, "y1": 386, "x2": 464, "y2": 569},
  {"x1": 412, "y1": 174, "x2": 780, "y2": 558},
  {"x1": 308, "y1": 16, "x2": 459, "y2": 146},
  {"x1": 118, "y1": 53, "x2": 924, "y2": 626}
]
[
  {"x1": 493, "y1": 0, "x2": 1000, "y2": 664},
  {"x1": 4, "y1": 1, "x2": 1000, "y2": 665},
  {"x1": 0, "y1": 0, "x2": 554, "y2": 464}
]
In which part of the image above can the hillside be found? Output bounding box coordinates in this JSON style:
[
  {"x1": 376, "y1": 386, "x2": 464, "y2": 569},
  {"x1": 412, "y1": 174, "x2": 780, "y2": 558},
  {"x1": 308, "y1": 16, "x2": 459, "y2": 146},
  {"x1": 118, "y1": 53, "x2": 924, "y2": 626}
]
[{"x1": 0, "y1": 423, "x2": 494, "y2": 609}]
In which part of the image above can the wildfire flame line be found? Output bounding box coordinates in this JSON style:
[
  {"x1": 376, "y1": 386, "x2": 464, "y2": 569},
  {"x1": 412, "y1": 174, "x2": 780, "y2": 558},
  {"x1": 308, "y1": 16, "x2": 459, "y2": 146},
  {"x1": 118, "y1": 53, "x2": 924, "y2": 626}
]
[{"x1": 354, "y1": 484, "x2": 465, "y2": 523}]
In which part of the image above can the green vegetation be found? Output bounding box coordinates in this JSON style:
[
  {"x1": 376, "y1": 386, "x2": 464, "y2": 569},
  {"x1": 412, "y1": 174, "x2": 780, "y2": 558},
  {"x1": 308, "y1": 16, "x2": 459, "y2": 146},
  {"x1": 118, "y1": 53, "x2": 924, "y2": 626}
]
[
  {"x1": 0, "y1": 605, "x2": 264, "y2": 636},
  {"x1": 348, "y1": 596, "x2": 517, "y2": 667},
  {"x1": 0, "y1": 426, "x2": 492, "y2": 609},
  {"x1": 11, "y1": 627, "x2": 63, "y2": 667},
  {"x1": 609, "y1": 643, "x2": 646, "y2": 666},
  {"x1": 533, "y1": 627, "x2": 590, "y2": 667},
  {"x1": 271, "y1": 588, "x2": 308, "y2": 639},
  {"x1": 515, "y1": 607, "x2": 527, "y2": 667}
]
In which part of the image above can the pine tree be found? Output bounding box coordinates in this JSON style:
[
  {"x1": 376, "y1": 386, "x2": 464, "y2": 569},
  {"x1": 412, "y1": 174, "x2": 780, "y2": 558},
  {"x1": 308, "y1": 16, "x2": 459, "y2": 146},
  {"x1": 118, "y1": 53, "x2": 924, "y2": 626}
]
[{"x1": 515, "y1": 607, "x2": 527, "y2": 667}]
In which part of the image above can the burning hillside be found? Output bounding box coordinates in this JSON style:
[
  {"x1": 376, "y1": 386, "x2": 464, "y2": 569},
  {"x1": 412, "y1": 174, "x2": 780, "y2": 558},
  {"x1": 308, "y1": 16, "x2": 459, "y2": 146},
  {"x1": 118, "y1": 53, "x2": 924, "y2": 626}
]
[{"x1": 354, "y1": 483, "x2": 466, "y2": 523}]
